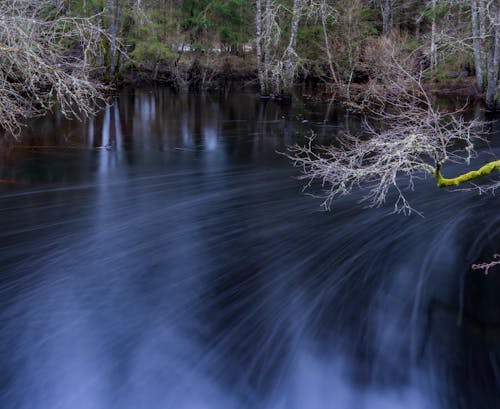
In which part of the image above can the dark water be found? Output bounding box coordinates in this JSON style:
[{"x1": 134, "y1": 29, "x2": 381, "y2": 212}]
[{"x1": 0, "y1": 89, "x2": 499, "y2": 409}]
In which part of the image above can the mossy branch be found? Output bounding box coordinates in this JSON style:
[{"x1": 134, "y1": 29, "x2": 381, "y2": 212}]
[{"x1": 433, "y1": 160, "x2": 500, "y2": 188}]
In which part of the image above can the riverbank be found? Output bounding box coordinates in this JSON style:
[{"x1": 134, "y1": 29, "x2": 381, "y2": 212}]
[
  {"x1": 108, "y1": 62, "x2": 482, "y2": 103},
  {"x1": 111, "y1": 55, "x2": 257, "y2": 90}
]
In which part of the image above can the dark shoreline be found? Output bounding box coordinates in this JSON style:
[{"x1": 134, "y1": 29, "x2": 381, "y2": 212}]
[{"x1": 106, "y1": 69, "x2": 483, "y2": 106}]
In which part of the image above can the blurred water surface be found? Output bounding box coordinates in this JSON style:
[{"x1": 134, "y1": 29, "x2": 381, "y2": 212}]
[{"x1": 0, "y1": 89, "x2": 499, "y2": 409}]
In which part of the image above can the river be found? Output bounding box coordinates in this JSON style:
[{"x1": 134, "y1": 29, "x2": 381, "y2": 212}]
[{"x1": 0, "y1": 88, "x2": 499, "y2": 409}]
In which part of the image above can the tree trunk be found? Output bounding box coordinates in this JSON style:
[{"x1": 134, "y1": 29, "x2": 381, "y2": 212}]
[
  {"x1": 321, "y1": 1, "x2": 338, "y2": 85},
  {"x1": 485, "y1": 0, "x2": 500, "y2": 110},
  {"x1": 255, "y1": 0, "x2": 266, "y2": 95},
  {"x1": 282, "y1": 0, "x2": 302, "y2": 95},
  {"x1": 380, "y1": 0, "x2": 392, "y2": 35},
  {"x1": 471, "y1": 0, "x2": 484, "y2": 91},
  {"x1": 496, "y1": 78, "x2": 500, "y2": 111},
  {"x1": 263, "y1": 0, "x2": 272, "y2": 94},
  {"x1": 108, "y1": 0, "x2": 121, "y2": 78},
  {"x1": 478, "y1": 0, "x2": 487, "y2": 67},
  {"x1": 430, "y1": 0, "x2": 438, "y2": 69}
]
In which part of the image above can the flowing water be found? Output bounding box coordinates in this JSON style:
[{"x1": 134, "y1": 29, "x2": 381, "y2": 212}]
[{"x1": 0, "y1": 89, "x2": 499, "y2": 409}]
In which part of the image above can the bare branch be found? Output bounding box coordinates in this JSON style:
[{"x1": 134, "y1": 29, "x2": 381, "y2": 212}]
[
  {"x1": 0, "y1": 0, "x2": 110, "y2": 137},
  {"x1": 286, "y1": 38, "x2": 496, "y2": 214},
  {"x1": 472, "y1": 254, "x2": 500, "y2": 274}
]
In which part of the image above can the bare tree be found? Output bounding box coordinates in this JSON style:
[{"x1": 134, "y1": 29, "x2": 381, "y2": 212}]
[
  {"x1": 108, "y1": 0, "x2": 121, "y2": 77},
  {"x1": 0, "y1": 0, "x2": 109, "y2": 137},
  {"x1": 318, "y1": 0, "x2": 340, "y2": 85},
  {"x1": 485, "y1": 0, "x2": 500, "y2": 110},
  {"x1": 467, "y1": 0, "x2": 500, "y2": 109},
  {"x1": 429, "y1": 0, "x2": 438, "y2": 69},
  {"x1": 282, "y1": 0, "x2": 304, "y2": 95},
  {"x1": 471, "y1": 0, "x2": 486, "y2": 91},
  {"x1": 286, "y1": 38, "x2": 498, "y2": 214},
  {"x1": 263, "y1": 0, "x2": 273, "y2": 94},
  {"x1": 254, "y1": 0, "x2": 306, "y2": 98},
  {"x1": 327, "y1": 0, "x2": 373, "y2": 96},
  {"x1": 256, "y1": 0, "x2": 280, "y2": 96},
  {"x1": 256, "y1": 0, "x2": 266, "y2": 94}
]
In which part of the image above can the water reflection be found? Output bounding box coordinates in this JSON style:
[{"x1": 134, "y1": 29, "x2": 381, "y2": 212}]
[{"x1": 0, "y1": 89, "x2": 499, "y2": 409}]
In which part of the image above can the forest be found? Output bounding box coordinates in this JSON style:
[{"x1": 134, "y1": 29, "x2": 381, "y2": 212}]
[{"x1": 1, "y1": 0, "x2": 500, "y2": 128}]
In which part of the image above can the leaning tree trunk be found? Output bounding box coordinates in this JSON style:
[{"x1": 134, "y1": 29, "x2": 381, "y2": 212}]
[
  {"x1": 485, "y1": 0, "x2": 500, "y2": 110},
  {"x1": 282, "y1": 0, "x2": 302, "y2": 96},
  {"x1": 320, "y1": 1, "x2": 338, "y2": 85},
  {"x1": 471, "y1": 0, "x2": 485, "y2": 91}
]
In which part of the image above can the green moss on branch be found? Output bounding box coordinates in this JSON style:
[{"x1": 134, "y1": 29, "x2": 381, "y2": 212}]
[{"x1": 434, "y1": 159, "x2": 500, "y2": 187}]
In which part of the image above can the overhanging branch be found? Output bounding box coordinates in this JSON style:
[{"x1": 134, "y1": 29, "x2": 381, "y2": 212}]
[{"x1": 434, "y1": 160, "x2": 500, "y2": 188}]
